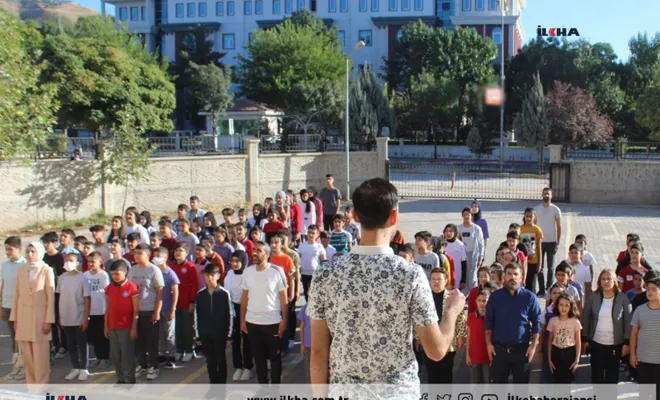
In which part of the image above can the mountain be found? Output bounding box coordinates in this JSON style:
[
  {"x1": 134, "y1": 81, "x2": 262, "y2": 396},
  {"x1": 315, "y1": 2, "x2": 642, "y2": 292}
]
[{"x1": 0, "y1": 0, "x2": 98, "y2": 25}]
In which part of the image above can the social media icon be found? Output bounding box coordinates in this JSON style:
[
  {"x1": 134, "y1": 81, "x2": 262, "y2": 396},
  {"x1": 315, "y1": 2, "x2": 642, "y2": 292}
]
[
  {"x1": 482, "y1": 395, "x2": 498, "y2": 400},
  {"x1": 419, "y1": 393, "x2": 428, "y2": 400},
  {"x1": 458, "y1": 394, "x2": 473, "y2": 400},
  {"x1": 437, "y1": 395, "x2": 452, "y2": 400}
]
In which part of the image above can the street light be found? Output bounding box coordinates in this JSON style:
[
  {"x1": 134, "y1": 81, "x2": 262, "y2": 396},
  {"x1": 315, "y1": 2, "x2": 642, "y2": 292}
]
[
  {"x1": 498, "y1": 0, "x2": 506, "y2": 170},
  {"x1": 345, "y1": 40, "x2": 366, "y2": 201}
]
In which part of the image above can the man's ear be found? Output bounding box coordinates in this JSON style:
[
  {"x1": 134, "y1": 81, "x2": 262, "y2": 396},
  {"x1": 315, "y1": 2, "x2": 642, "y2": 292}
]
[{"x1": 388, "y1": 208, "x2": 399, "y2": 228}]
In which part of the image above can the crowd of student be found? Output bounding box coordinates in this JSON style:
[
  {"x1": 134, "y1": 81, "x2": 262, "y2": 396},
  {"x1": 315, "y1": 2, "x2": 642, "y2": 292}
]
[{"x1": 1, "y1": 179, "x2": 659, "y2": 392}]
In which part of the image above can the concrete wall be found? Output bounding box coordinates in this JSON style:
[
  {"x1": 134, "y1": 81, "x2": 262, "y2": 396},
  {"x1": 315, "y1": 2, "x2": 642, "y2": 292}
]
[
  {"x1": 389, "y1": 143, "x2": 550, "y2": 162},
  {"x1": 0, "y1": 137, "x2": 388, "y2": 231},
  {"x1": 567, "y1": 160, "x2": 660, "y2": 205}
]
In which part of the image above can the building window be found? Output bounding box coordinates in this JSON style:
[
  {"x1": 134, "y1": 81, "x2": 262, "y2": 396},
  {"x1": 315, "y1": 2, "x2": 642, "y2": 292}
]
[
  {"x1": 338, "y1": 30, "x2": 345, "y2": 46},
  {"x1": 388, "y1": 0, "x2": 396, "y2": 10},
  {"x1": 311, "y1": 0, "x2": 316, "y2": 10},
  {"x1": 216, "y1": 1, "x2": 224, "y2": 15},
  {"x1": 285, "y1": 0, "x2": 292, "y2": 12},
  {"x1": 223, "y1": 34, "x2": 235, "y2": 49},
  {"x1": 359, "y1": 0, "x2": 366, "y2": 11},
  {"x1": 371, "y1": 0, "x2": 378, "y2": 11},
  {"x1": 297, "y1": 0, "x2": 304, "y2": 9},
  {"x1": 396, "y1": 28, "x2": 403, "y2": 40},
  {"x1": 462, "y1": 0, "x2": 470, "y2": 10},
  {"x1": 119, "y1": 7, "x2": 128, "y2": 20},
  {"x1": 476, "y1": 0, "x2": 483, "y2": 10},
  {"x1": 401, "y1": 0, "x2": 409, "y2": 9},
  {"x1": 199, "y1": 2, "x2": 207, "y2": 15},
  {"x1": 227, "y1": 0, "x2": 235, "y2": 14},
  {"x1": 414, "y1": 0, "x2": 421, "y2": 10},
  {"x1": 491, "y1": 26, "x2": 501, "y2": 44},
  {"x1": 273, "y1": 0, "x2": 281, "y2": 13},
  {"x1": 187, "y1": 2, "x2": 195, "y2": 16},
  {"x1": 358, "y1": 29, "x2": 372, "y2": 46},
  {"x1": 489, "y1": 0, "x2": 497, "y2": 9},
  {"x1": 328, "y1": 0, "x2": 336, "y2": 12},
  {"x1": 255, "y1": 0, "x2": 263, "y2": 13},
  {"x1": 340, "y1": 0, "x2": 347, "y2": 10},
  {"x1": 175, "y1": 3, "x2": 184, "y2": 17},
  {"x1": 441, "y1": 1, "x2": 450, "y2": 10},
  {"x1": 244, "y1": 0, "x2": 252, "y2": 14},
  {"x1": 130, "y1": 6, "x2": 138, "y2": 20},
  {"x1": 141, "y1": 6, "x2": 147, "y2": 20}
]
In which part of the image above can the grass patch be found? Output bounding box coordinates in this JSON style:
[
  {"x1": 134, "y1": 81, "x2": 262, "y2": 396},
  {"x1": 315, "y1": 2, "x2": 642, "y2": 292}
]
[{"x1": 2, "y1": 211, "x2": 111, "y2": 237}]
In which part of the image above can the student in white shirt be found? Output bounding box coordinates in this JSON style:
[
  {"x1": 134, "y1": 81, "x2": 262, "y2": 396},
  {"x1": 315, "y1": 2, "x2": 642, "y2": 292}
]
[
  {"x1": 575, "y1": 234, "x2": 596, "y2": 280},
  {"x1": 224, "y1": 250, "x2": 253, "y2": 382},
  {"x1": 319, "y1": 231, "x2": 337, "y2": 261},
  {"x1": 443, "y1": 224, "x2": 468, "y2": 291},
  {"x1": 1, "y1": 236, "x2": 25, "y2": 380},
  {"x1": 298, "y1": 225, "x2": 327, "y2": 302},
  {"x1": 83, "y1": 252, "x2": 111, "y2": 368},
  {"x1": 457, "y1": 208, "x2": 484, "y2": 292},
  {"x1": 298, "y1": 189, "x2": 317, "y2": 240},
  {"x1": 124, "y1": 208, "x2": 150, "y2": 245},
  {"x1": 240, "y1": 241, "x2": 288, "y2": 385},
  {"x1": 567, "y1": 243, "x2": 592, "y2": 296}
]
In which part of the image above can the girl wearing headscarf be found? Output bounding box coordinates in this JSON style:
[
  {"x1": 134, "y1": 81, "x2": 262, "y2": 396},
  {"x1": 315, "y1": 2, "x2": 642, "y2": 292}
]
[
  {"x1": 443, "y1": 223, "x2": 468, "y2": 291},
  {"x1": 223, "y1": 250, "x2": 253, "y2": 381},
  {"x1": 471, "y1": 200, "x2": 490, "y2": 250},
  {"x1": 10, "y1": 242, "x2": 55, "y2": 384},
  {"x1": 140, "y1": 211, "x2": 155, "y2": 235},
  {"x1": 203, "y1": 212, "x2": 218, "y2": 237},
  {"x1": 274, "y1": 191, "x2": 290, "y2": 228},
  {"x1": 247, "y1": 203, "x2": 267, "y2": 232},
  {"x1": 297, "y1": 189, "x2": 316, "y2": 240}
]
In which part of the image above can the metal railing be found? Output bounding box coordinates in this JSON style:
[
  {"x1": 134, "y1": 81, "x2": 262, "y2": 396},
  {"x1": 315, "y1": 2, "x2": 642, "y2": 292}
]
[
  {"x1": 259, "y1": 134, "x2": 376, "y2": 153},
  {"x1": 563, "y1": 141, "x2": 660, "y2": 161}
]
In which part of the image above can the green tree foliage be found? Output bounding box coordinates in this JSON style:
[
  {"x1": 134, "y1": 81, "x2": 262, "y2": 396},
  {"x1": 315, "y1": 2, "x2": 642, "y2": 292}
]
[
  {"x1": 284, "y1": 79, "x2": 343, "y2": 135},
  {"x1": 236, "y1": 18, "x2": 345, "y2": 110},
  {"x1": 545, "y1": 81, "x2": 614, "y2": 144},
  {"x1": 636, "y1": 64, "x2": 660, "y2": 140},
  {"x1": 466, "y1": 126, "x2": 492, "y2": 161},
  {"x1": 0, "y1": 10, "x2": 58, "y2": 159},
  {"x1": 187, "y1": 62, "x2": 233, "y2": 128},
  {"x1": 350, "y1": 66, "x2": 395, "y2": 138},
  {"x1": 513, "y1": 72, "x2": 549, "y2": 173}
]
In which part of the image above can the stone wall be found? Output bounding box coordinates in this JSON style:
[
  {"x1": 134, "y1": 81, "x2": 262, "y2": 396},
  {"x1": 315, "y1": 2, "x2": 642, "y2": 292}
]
[
  {"x1": 0, "y1": 137, "x2": 388, "y2": 231},
  {"x1": 567, "y1": 160, "x2": 660, "y2": 205}
]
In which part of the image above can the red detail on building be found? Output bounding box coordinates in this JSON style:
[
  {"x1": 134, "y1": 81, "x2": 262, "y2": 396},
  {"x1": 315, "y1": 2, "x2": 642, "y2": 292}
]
[
  {"x1": 387, "y1": 25, "x2": 402, "y2": 61},
  {"x1": 513, "y1": 25, "x2": 522, "y2": 55}
]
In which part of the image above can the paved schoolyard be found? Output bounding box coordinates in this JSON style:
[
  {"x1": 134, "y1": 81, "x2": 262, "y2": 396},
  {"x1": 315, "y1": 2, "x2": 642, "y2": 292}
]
[{"x1": 0, "y1": 199, "x2": 657, "y2": 385}]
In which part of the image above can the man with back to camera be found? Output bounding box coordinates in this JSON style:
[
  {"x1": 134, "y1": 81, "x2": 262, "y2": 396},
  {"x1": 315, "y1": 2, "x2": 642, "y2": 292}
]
[{"x1": 308, "y1": 178, "x2": 465, "y2": 398}]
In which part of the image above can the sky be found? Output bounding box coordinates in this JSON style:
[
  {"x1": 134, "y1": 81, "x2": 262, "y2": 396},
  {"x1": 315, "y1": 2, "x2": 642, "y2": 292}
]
[{"x1": 78, "y1": 0, "x2": 660, "y2": 62}]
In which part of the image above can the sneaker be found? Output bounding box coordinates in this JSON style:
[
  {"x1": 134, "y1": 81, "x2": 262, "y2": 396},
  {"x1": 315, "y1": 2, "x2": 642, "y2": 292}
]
[
  {"x1": 146, "y1": 367, "x2": 159, "y2": 380},
  {"x1": 135, "y1": 365, "x2": 147, "y2": 378},
  {"x1": 164, "y1": 360, "x2": 176, "y2": 369},
  {"x1": 13, "y1": 368, "x2": 25, "y2": 381},
  {"x1": 267, "y1": 360, "x2": 271, "y2": 370},
  {"x1": 157, "y1": 355, "x2": 167, "y2": 366},
  {"x1": 55, "y1": 348, "x2": 69, "y2": 359},
  {"x1": 78, "y1": 370, "x2": 90, "y2": 381},
  {"x1": 232, "y1": 369, "x2": 244, "y2": 381},
  {"x1": 90, "y1": 359, "x2": 101, "y2": 368},
  {"x1": 175, "y1": 352, "x2": 183, "y2": 361},
  {"x1": 288, "y1": 340, "x2": 295, "y2": 350},
  {"x1": 99, "y1": 359, "x2": 112, "y2": 369},
  {"x1": 181, "y1": 353, "x2": 193, "y2": 363},
  {"x1": 65, "y1": 369, "x2": 80, "y2": 380},
  {"x1": 4, "y1": 363, "x2": 20, "y2": 380},
  {"x1": 240, "y1": 369, "x2": 252, "y2": 381}
]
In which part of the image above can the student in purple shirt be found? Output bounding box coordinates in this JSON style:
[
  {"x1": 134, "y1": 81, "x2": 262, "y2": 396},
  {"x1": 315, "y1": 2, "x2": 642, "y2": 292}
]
[
  {"x1": 153, "y1": 247, "x2": 180, "y2": 368},
  {"x1": 471, "y1": 200, "x2": 490, "y2": 250},
  {"x1": 213, "y1": 227, "x2": 236, "y2": 268},
  {"x1": 298, "y1": 302, "x2": 312, "y2": 384}
]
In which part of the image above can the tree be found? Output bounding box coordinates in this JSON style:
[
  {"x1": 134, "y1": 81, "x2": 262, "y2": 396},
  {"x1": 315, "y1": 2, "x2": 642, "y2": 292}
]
[
  {"x1": 350, "y1": 66, "x2": 396, "y2": 139},
  {"x1": 284, "y1": 79, "x2": 343, "y2": 136},
  {"x1": 40, "y1": 34, "x2": 175, "y2": 135},
  {"x1": 545, "y1": 81, "x2": 614, "y2": 144},
  {"x1": 466, "y1": 126, "x2": 493, "y2": 162},
  {"x1": 349, "y1": 77, "x2": 379, "y2": 144},
  {"x1": 636, "y1": 64, "x2": 660, "y2": 140},
  {"x1": 236, "y1": 18, "x2": 346, "y2": 110},
  {"x1": 382, "y1": 21, "x2": 436, "y2": 89},
  {"x1": 0, "y1": 10, "x2": 58, "y2": 159},
  {"x1": 513, "y1": 72, "x2": 549, "y2": 173},
  {"x1": 187, "y1": 62, "x2": 233, "y2": 128}
]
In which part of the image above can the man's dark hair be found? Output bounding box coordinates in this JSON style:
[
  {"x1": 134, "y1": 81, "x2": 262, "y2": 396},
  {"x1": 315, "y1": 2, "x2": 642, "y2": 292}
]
[
  {"x1": 326, "y1": 174, "x2": 333, "y2": 178},
  {"x1": 74, "y1": 235, "x2": 88, "y2": 244},
  {"x1": 399, "y1": 243, "x2": 415, "y2": 256},
  {"x1": 414, "y1": 231, "x2": 432, "y2": 242},
  {"x1": 575, "y1": 234, "x2": 587, "y2": 243},
  {"x1": 173, "y1": 242, "x2": 190, "y2": 252},
  {"x1": 332, "y1": 214, "x2": 344, "y2": 223},
  {"x1": 461, "y1": 207, "x2": 471, "y2": 216},
  {"x1": 89, "y1": 225, "x2": 105, "y2": 233},
  {"x1": 542, "y1": 187, "x2": 552, "y2": 193},
  {"x1": 569, "y1": 243, "x2": 582, "y2": 253},
  {"x1": 197, "y1": 242, "x2": 211, "y2": 253},
  {"x1": 4, "y1": 236, "x2": 21, "y2": 248},
  {"x1": 109, "y1": 259, "x2": 130, "y2": 273},
  {"x1": 432, "y1": 236, "x2": 448, "y2": 253},
  {"x1": 508, "y1": 222, "x2": 520, "y2": 230},
  {"x1": 126, "y1": 232, "x2": 141, "y2": 242},
  {"x1": 87, "y1": 251, "x2": 103, "y2": 262},
  {"x1": 41, "y1": 232, "x2": 59, "y2": 243},
  {"x1": 203, "y1": 264, "x2": 221, "y2": 275},
  {"x1": 61, "y1": 228, "x2": 75, "y2": 237},
  {"x1": 159, "y1": 220, "x2": 173, "y2": 229},
  {"x1": 319, "y1": 231, "x2": 330, "y2": 239},
  {"x1": 351, "y1": 178, "x2": 398, "y2": 230},
  {"x1": 630, "y1": 242, "x2": 644, "y2": 253},
  {"x1": 190, "y1": 195, "x2": 200, "y2": 202},
  {"x1": 178, "y1": 203, "x2": 189, "y2": 211},
  {"x1": 154, "y1": 246, "x2": 169, "y2": 257},
  {"x1": 555, "y1": 261, "x2": 573, "y2": 275},
  {"x1": 483, "y1": 280, "x2": 500, "y2": 291},
  {"x1": 135, "y1": 243, "x2": 151, "y2": 253},
  {"x1": 503, "y1": 262, "x2": 523, "y2": 274},
  {"x1": 506, "y1": 231, "x2": 520, "y2": 240},
  {"x1": 110, "y1": 238, "x2": 125, "y2": 248}
]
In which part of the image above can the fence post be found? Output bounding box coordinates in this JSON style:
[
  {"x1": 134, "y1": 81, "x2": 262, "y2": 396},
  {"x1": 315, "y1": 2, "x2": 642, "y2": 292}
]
[
  {"x1": 376, "y1": 137, "x2": 389, "y2": 179},
  {"x1": 548, "y1": 144, "x2": 563, "y2": 163},
  {"x1": 243, "y1": 136, "x2": 261, "y2": 205}
]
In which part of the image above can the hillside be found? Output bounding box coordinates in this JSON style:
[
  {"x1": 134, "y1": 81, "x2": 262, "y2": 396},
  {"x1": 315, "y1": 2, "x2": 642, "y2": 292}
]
[{"x1": 0, "y1": 0, "x2": 98, "y2": 25}]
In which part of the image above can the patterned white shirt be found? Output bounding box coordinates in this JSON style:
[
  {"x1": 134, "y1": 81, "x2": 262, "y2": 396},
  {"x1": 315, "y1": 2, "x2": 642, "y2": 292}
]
[{"x1": 307, "y1": 245, "x2": 438, "y2": 386}]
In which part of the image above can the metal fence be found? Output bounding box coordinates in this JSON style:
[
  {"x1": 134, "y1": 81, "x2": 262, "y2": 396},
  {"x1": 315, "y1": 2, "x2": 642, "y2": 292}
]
[
  {"x1": 389, "y1": 160, "x2": 549, "y2": 200},
  {"x1": 562, "y1": 141, "x2": 660, "y2": 161},
  {"x1": 259, "y1": 134, "x2": 376, "y2": 153}
]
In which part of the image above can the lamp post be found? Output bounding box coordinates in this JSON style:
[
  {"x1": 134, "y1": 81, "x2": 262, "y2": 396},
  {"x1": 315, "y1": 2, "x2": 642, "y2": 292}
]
[
  {"x1": 498, "y1": 0, "x2": 506, "y2": 170},
  {"x1": 345, "y1": 40, "x2": 366, "y2": 201}
]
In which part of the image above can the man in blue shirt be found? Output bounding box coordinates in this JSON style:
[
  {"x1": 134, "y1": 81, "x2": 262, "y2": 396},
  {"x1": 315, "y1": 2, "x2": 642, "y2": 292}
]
[{"x1": 485, "y1": 262, "x2": 541, "y2": 383}]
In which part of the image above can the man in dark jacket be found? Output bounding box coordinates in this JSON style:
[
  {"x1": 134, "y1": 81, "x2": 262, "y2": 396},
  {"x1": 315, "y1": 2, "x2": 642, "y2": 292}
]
[{"x1": 196, "y1": 264, "x2": 233, "y2": 384}]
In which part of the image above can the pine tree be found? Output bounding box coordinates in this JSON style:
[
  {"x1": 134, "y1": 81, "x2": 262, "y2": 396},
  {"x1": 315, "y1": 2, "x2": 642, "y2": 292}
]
[
  {"x1": 348, "y1": 66, "x2": 396, "y2": 146},
  {"x1": 514, "y1": 72, "x2": 550, "y2": 173}
]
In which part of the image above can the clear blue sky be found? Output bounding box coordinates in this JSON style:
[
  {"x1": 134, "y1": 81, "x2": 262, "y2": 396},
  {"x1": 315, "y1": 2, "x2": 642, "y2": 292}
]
[{"x1": 78, "y1": 0, "x2": 659, "y2": 62}]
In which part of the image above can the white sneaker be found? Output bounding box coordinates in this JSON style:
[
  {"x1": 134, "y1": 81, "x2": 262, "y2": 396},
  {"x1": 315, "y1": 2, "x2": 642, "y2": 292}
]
[
  {"x1": 135, "y1": 365, "x2": 147, "y2": 378},
  {"x1": 55, "y1": 348, "x2": 69, "y2": 359},
  {"x1": 240, "y1": 369, "x2": 252, "y2": 381},
  {"x1": 77, "y1": 370, "x2": 89, "y2": 381},
  {"x1": 99, "y1": 359, "x2": 112, "y2": 369},
  {"x1": 146, "y1": 367, "x2": 159, "y2": 380},
  {"x1": 181, "y1": 353, "x2": 193, "y2": 363},
  {"x1": 13, "y1": 368, "x2": 25, "y2": 381},
  {"x1": 232, "y1": 369, "x2": 244, "y2": 381},
  {"x1": 267, "y1": 360, "x2": 271, "y2": 370},
  {"x1": 4, "y1": 363, "x2": 20, "y2": 380},
  {"x1": 288, "y1": 340, "x2": 295, "y2": 350},
  {"x1": 65, "y1": 369, "x2": 80, "y2": 380}
]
